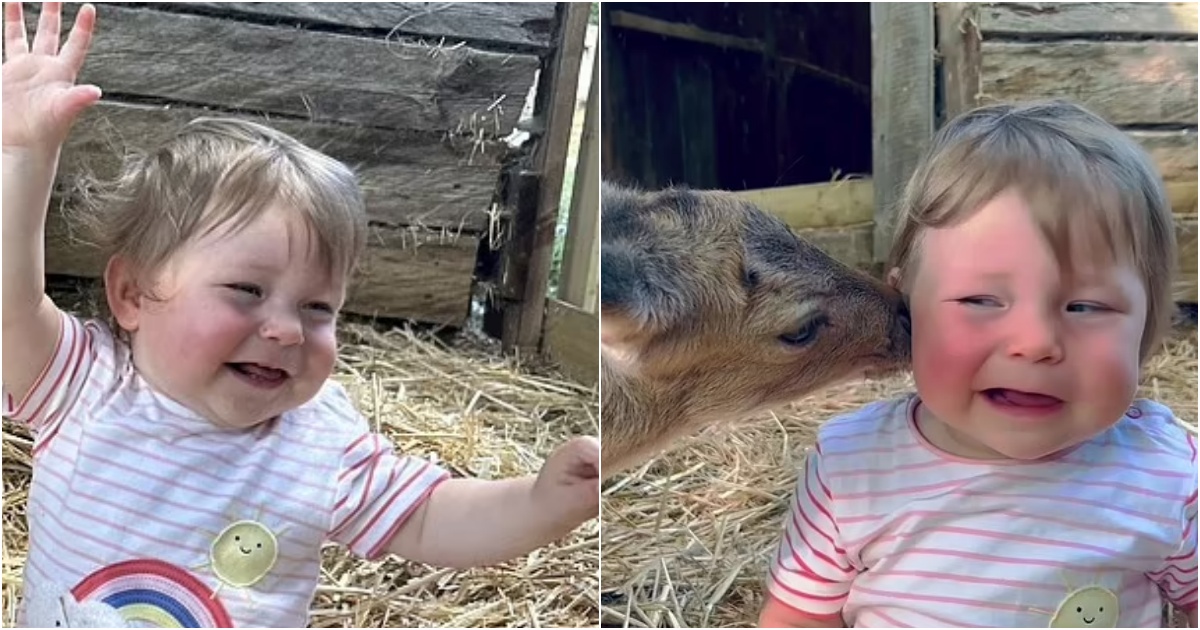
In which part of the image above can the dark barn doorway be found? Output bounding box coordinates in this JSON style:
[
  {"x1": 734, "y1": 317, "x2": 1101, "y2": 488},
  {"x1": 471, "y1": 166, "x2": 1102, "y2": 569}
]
[{"x1": 601, "y1": 3, "x2": 873, "y2": 191}]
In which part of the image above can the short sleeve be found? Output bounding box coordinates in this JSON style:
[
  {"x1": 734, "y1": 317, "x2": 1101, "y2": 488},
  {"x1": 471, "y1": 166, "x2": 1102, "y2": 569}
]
[
  {"x1": 327, "y1": 428, "x2": 450, "y2": 560},
  {"x1": 3, "y1": 312, "x2": 106, "y2": 440},
  {"x1": 1147, "y1": 433, "x2": 1198, "y2": 609},
  {"x1": 766, "y1": 444, "x2": 856, "y2": 618}
]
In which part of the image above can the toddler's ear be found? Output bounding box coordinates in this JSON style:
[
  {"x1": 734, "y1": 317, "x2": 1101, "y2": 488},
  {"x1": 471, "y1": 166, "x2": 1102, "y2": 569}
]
[
  {"x1": 104, "y1": 255, "x2": 144, "y2": 332},
  {"x1": 886, "y1": 267, "x2": 903, "y2": 290}
]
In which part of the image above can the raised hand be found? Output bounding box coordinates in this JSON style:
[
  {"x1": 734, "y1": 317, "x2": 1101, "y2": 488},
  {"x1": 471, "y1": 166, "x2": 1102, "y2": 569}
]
[{"x1": 3, "y1": 2, "x2": 101, "y2": 151}]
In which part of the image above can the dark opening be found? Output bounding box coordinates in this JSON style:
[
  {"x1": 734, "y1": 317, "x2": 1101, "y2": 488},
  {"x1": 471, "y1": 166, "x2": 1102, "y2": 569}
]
[{"x1": 601, "y1": 3, "x2": 872, "y2": 191}]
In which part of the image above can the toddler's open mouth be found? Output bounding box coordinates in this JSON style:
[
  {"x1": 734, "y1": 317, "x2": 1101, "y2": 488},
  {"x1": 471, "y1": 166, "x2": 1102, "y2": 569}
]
[
  {"x1": 983, "y1": 388, "x2": 1063, "y2": 410},
  {"x1": 228, "y1": 363, "x2": 289, "y2": 387}
]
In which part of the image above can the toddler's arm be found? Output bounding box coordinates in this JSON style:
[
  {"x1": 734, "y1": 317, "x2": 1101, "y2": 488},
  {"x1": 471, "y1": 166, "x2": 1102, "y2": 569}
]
[
  {"x1": 385, "y1": 436, "x2": 598, "y2": 568},
  {"x1": 759, "y1": 594, "x2": 846, "y2": 628},
  {"x1": 3, "y1": 2, "x2": 101, "y2": 401}
]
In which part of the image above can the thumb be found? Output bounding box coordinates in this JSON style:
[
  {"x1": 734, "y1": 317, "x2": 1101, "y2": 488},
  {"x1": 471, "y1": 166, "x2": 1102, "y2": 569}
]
[{"x1": 55, "y1": 84, "x2": 102, "y2": 126}]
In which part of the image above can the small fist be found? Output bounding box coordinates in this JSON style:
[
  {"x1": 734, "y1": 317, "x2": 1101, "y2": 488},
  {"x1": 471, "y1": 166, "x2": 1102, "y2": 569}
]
[{"x1": 533, "y1": 436, "x2": 599, "y2": 527}]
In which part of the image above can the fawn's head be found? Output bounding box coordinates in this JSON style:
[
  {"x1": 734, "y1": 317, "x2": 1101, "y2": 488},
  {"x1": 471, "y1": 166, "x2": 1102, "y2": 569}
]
[{"x1": 601, "y1": 182, "x2": 912, "y2": 424}]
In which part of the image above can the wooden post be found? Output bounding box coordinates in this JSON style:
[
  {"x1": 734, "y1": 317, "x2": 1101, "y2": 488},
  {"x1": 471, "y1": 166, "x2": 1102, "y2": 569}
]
[
  {"x1": 557, "y1": 50, "x2": 600, "y2": 313},
  {"x1": 870, "y1": 3, "x2": 935, "y2": 267},
  {"x1": 498, "y1": 2, "x2": 590, "y2": 353},
  {"x1": 936, "y1": 3, "x2": 982, "y2": 124}
]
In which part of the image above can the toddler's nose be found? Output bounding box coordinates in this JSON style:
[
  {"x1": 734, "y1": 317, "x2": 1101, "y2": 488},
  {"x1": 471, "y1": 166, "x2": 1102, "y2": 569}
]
[{"x1": 261, "y1": 312, "x2": 304, "y2": 346}]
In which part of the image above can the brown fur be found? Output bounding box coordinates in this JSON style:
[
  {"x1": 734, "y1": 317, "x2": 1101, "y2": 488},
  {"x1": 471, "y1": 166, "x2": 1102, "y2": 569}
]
[{"x1": 601, "y1": 182, "x2": 912, "y2": 478}]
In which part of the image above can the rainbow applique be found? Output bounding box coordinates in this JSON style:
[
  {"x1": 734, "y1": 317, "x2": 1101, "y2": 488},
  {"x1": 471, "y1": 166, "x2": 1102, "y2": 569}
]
[{"x1": 71, "y1": 559, "x2": 233, "y2": 627}]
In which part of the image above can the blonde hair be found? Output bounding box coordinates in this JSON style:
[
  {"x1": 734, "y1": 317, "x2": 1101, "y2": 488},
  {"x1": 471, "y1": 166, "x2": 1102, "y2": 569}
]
[
  {"x1": 81, "y1": 117, "x2": 367, "y2": 294},
  {"x1": 887, "y1": 99, "x2": 1176, "y2": 362}
]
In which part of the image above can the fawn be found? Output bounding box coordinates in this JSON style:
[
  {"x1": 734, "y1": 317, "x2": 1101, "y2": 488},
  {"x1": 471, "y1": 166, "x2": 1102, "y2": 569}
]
[{"x1": 600, "y1": 182, "x2": 912, "y2": 478}]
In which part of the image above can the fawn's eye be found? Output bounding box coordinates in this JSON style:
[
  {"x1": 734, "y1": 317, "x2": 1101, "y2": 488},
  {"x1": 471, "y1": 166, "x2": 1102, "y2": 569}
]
[{"x1": 779, "y1": 315, "x2": 826, "y2": 347}]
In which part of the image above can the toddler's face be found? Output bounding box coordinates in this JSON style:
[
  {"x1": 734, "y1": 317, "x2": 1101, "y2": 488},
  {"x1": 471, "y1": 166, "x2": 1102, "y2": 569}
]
[
  {"x1": 904, "y1": 188, "x2": 1146, "y2": 460},
  {"x1": 124, "y1": 203, "x2": 343, "y2": 429}
]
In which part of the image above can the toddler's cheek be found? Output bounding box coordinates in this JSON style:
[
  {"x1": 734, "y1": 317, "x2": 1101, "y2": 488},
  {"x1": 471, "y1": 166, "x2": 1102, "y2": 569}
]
[{"x1": 912, "y1": 317, "x2": 988, "y2": 392}]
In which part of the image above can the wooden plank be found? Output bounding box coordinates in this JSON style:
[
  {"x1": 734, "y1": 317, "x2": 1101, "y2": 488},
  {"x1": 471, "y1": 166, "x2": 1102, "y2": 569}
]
[
  {"x1": 58, "y1": 102, "x2": 502, "y2": 232},
  {"x1": 43, "y1": 204, "x2": 478, "y2": 326},
  {"x1": 148, "y1": 2, "x2": 557, "y2": 50},
  {"x1": 979, "y1": 3, "x2": 1199, "y2": 38},
  {"x1": 502, "y1": 4, "x2": 591, "y2": 352},
  {"x1": 558, "y1": 53, "x2": 600, "y2": 313},
  {"x1": 33, "y1": 4, "x2": 541, "y2": 132},
  {"x1": 735, "y1": 179, "x2": 874, "y2": 230},
  {"x1": 1175, "y1": 216, "x2": 1198, "y2": 302},
  {"x1": 1133, "y1": 130, "x2": 1197, "y2": 184},
  {"x1": 543, "y1": 299, "x2": 599, "y2": 386},
  {"x1": 871, "y1": 3, "x2": 936, "y2": 264},
  {"x1": 795, "y1": 223, "x2": 876, "y2": 272},
  {"x1": 346, "y1": 225, "x2": 478, "y2": 326},
  {"x1": 936, "y1": 3, "x2": 983, "y2": 121},
  {"x1": 980, "y1": 41, "x2": 1198, "y2": 126}
]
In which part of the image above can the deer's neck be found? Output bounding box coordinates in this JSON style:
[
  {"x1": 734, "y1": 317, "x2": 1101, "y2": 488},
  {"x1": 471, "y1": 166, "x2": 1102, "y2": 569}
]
[{"x1": 600, "y1": 358, "x2": 716, "y2": 478}]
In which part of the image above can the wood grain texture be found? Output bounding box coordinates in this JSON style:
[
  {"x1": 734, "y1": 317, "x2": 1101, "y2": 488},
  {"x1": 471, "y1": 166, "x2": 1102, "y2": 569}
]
[
  {"x1": 1133, "y1": 130, "x2": 1197, "y2": 184},
  {"x1": 871, "y1": 3, "x2": 935, "y2": 263},
  {"x1": 795, "y1": 223, "x2": 876, "y2": 272},
  {"x1": 507, "y1": 3, "x2": 589, "y2": 350},
  {"x1": 45, "y1": 206, "x2": 479, "y2": 325},
  {"x1": 979, "y1": 3, "x2": 1198, "y2": 37},
  {"x1": 543, "y1": 299, "x2": 598, "y2": 386},
  {"x1": 1175, "y1": 215, "x2": 1198, "y2": 302},
  {"x1": 980, "y1": 41, "x2": 1198, "y2": 125},
  {"x1": 59, "y1": 102, "x2": 504, "y2": 231},
  {"x1": 735, "y1": 179, "x2": 873, "y2": 230},
  {"x1": 936, "y1": 3, "x2": 982, "y2": 120},
  {"x1": 36, "y1": 4, "x2": 541, "y2": 132},
  {"x1": 146, "y1": 2, "x2": 557, "y2": 49}
]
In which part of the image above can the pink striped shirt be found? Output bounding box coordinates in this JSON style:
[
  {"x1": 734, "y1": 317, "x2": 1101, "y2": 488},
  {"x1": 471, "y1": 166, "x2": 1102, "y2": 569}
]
[
  {"x1": 4, "y1": 313, "x2": 449, "y2": 627},
  {"x1": 767, "y1": 394, "x2": 1198, "y2": 628}
]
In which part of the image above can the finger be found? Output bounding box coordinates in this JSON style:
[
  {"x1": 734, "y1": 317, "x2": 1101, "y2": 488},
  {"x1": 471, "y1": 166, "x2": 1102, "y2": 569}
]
[
  {"x1": 4, "y1": 3, "x2": 29, "y2": 58},
  {"x1": 58, "y1": 3, "x2": 94, "y2": 74},
  {"x1": 31, "y1": 0, "x2": 60, "y2": 56}
]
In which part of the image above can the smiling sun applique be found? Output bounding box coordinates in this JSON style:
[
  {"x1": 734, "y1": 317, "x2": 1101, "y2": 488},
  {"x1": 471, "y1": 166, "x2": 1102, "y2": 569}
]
[
  {"x1": 192, "y1": 509, "x2": 289, "y2": 606},
  {"x1": 1028, "y1": 572, "x2": 1120, "y2": 628}
]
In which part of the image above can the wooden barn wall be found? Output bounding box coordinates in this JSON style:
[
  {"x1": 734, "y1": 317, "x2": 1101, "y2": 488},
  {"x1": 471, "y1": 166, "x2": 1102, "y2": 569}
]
[
  {"x1": 601, "y1": 3, "x2": 872, "y2": 192},
  {"x1": 35, "y1": 3, "x2": 557, "y2": 326},
  {"x1": 940, "y1": 2, "x2": 1198, "y2": 301}
]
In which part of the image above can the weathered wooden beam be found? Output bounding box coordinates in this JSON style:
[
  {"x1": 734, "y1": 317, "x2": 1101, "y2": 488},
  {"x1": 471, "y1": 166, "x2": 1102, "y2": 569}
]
[
  {"x1": 502, "y1": 3, "x2": 590, "y2": 352},
  {"x1": 58, "y1": 102, "x2": 506, "y2": 232},
  {"x1": 871, "y1": 3, "x2": 936, "y2": 265},
  {"x1": 979, "y1": 3, "x2": 1198, "y2": 38},
  {"x1": 734, "y1": 179, "x2": 874, "y2": 230},
  {"x1": 144, "y1": 2, "x2": 558, "y2": 50},
  {"x1": 44, "y1": 205, "x2": 479, "y2": 326},
  {"x1": 936, "y1": 2, "x2": 982, "y2": 121},
  {"x1": 31, "y1": 4, "x2": 541, "y2": 132},
  {"x1": 980, "y1": 41, "x2": 1198, "y2": 126},
  {"x1": 543, "y1": 299, "x2": 599, "y2": 386},
  {"x1": 557, "y1": 52, "x2": 600, "y2": 313}
]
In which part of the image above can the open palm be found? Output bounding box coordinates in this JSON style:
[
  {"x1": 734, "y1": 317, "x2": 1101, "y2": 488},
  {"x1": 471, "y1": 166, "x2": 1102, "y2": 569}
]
[{"x1": 3, "y1": 2, "x2": 100, "y2": 150}]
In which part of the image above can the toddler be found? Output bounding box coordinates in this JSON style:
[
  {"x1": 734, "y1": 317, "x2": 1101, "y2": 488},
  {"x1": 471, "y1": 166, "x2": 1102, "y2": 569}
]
[
  {"x1": 3, "y1": 4, "x2": 598, "y2": 627},
  {"x1": 758, "y1": 99, "x2": 1197, "y2": 627}
]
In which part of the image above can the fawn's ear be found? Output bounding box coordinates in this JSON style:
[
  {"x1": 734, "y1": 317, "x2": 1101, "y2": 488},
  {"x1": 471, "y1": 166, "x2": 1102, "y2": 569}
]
[{"x1": 600, "y1": 243, "x2": 688, "y2": 358}]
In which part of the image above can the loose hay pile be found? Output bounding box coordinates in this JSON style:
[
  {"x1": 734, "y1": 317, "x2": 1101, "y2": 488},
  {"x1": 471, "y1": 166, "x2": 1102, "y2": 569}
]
[
  {"x1": 600, "y1": 327, "x2": 1198, "y2": 628},
  {"x1": 2, "y1": 289, "x2": 600, "y2": 628}
]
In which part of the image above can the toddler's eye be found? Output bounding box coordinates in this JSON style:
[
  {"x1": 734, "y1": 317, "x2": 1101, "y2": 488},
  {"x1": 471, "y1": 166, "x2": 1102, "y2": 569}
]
[
  {"x1": 957, "y1": 296, "x2": 1001, "y2": 307},
  {"x1": 1066, "y1": 302, "x2": 1108, "y2": 313},
  {"x1": 306, "y1": 302, "x2": 335, "y2": 315},
  {"x1": 226, "y1": 283, "x2": 262, "y2": 297}
]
